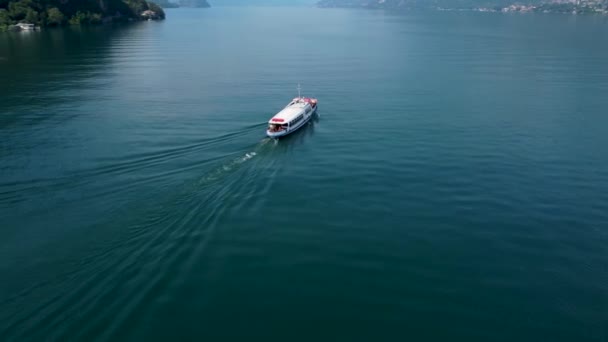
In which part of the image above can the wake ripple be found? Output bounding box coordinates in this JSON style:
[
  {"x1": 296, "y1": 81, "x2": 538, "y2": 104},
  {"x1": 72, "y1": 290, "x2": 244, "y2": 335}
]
[
  {"x1": 0, "y1": 123, "x2": 268, "y2": 209},
  {"x1": 0, "y1": 135, "x2": 282, "y2": 342}
]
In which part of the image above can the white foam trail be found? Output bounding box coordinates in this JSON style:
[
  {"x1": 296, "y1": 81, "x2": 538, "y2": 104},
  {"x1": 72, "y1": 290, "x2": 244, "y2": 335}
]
[
  {"x1": 238, "y1": 152, "x2": 257, "y2": 163},
  {"x1": 194, "y1": 135, "x2": 280, "y2": 187}
]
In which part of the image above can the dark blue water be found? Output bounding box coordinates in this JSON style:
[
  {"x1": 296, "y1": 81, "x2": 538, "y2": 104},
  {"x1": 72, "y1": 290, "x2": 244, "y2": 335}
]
[{"x1": 1, "y1": 7, "x2": 607, "y2": 341}]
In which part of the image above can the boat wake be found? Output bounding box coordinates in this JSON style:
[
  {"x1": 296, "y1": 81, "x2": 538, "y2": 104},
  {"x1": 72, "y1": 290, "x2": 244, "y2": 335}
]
[
  {"x1": 196, "y1": 137, "x2": 276, "y2": 187},
  {"x1": 0, "y1": 132, "x2": 283, "y2": 341},
  {"x1": 0, "y1": 116, "x2": 320, "y2": 341}
]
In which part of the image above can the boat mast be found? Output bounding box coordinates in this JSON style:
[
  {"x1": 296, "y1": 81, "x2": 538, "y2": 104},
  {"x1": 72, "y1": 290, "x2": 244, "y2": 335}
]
[{"x1": 297, "y1": 84, "x2": 302, "y2": 99}]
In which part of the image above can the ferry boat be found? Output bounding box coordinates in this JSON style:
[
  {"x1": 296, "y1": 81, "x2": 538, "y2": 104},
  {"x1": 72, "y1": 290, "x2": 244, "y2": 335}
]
[{"x1": 266, "y1": 85, "x2": 318, "y2": 139}]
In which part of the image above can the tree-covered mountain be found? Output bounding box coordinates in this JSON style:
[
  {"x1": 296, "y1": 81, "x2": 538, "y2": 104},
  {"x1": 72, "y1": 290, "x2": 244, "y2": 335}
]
[
  {"x1": 0, "y1": 0, "x2": 165, "y2": 30},
  {"x1": 210, "y1": 0, "x2": 315, "y2": 6}
]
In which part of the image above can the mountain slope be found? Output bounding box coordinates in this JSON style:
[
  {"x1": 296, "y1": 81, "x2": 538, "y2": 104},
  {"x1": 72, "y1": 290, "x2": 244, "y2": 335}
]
[
  {"x1": 316, "y1": 0, "x2": 606, "y2": 10},
  {"x1": 0, "y1": 0, "x2": 165, "y2": 29}
]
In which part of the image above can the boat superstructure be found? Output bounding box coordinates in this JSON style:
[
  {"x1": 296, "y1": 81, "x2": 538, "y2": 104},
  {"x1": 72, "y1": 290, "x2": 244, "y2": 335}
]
[{"x1": 266, "y1": 85, "x2": 318, "y2": 139}]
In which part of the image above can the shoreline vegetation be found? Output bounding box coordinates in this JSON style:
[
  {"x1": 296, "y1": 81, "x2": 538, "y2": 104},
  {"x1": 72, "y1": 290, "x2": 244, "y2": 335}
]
[
  {"x1": 0, "y1": 0, "x2": 166, "y2": 32},
  {"x1": 317, "y1": 0, "x2": 608, "y2": 14},
  {"x1": 2, "y1": 0, "x2": 605, "y2": 33}
]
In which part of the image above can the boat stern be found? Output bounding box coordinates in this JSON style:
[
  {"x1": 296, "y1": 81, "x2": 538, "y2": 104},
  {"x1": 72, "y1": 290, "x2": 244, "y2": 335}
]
[{"x1": 266, "y1": 129, "x2": 288, "y2": 139}]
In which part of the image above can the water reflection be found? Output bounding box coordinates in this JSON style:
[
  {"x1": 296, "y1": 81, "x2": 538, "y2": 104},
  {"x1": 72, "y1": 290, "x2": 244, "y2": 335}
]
[{"x1": 0, "y1": 26, "x2": 134, "y2": 129}]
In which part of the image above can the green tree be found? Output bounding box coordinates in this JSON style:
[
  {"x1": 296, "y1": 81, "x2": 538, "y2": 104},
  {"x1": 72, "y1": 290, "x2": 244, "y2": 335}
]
[
  {"x1": 124, "y1": 0, "x2": 146, "y2": 14},
  {"x1": 24, "y1": 8, "x2": 38, "y2": 23},
  {"x1": 68, "y1": 11, "x2": 86, "y2": 25},
  {"x1": 2, "y1": 0, "x2": 166, "y2": 27},
  {"x1": 89, "y1": 12, "x2": 102, "y2": 24},
  {"x1": 68, "y1": 11, "x2": 103, "y2": 25},
  {"x1": 46, "y1": 7, "x2": 64, "y2": 25},
  {"x1": 147, "y1": 1, "x2": 165, "y2": 18},
  {"x1": 8, "y1": 1, "x2": 30, "y2": 20},
  {"x1": 0, "y1": 8, "x2": 11, "y2": 29},
  {"x1": 0, "y1": 8, "x2": 9, "y2": 23}
]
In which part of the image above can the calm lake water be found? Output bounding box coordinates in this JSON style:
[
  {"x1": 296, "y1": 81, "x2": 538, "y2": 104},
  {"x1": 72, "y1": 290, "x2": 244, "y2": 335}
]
[{"x1": 1, "y1": 7, "x2": 608, "y2": 341}]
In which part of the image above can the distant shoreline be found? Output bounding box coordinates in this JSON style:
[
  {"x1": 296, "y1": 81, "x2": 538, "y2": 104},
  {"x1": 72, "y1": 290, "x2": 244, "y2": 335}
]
[
  {"x1": 316, "y1": 0, "x2": 608, "y2": 15},
  {"x1": 0, "y1": 0, "x2": 165, "y2": 32}
]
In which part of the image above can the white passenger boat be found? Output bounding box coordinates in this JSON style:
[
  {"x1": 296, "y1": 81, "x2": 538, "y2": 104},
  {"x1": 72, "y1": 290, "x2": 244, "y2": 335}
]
[
  {"x1": 15, "y1": 23, "x2": 37, "y2": 31},
  {"x1": 266, "y1": 85, "x2": 318, "y2": 139}
]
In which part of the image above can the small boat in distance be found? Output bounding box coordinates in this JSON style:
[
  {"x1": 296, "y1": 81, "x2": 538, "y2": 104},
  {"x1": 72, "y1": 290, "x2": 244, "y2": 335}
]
[
  {"x1": 267, "y1": 85, "x2": 318, "y2": 139},
  {"x1": 12, "y1": 23, "x2": 38, "y2": 31}
]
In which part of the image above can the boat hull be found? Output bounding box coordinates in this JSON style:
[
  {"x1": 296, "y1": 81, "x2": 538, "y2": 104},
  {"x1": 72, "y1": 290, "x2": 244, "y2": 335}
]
[{"x1": 266, "y1": 105, "x2": 316, "y2": 139}]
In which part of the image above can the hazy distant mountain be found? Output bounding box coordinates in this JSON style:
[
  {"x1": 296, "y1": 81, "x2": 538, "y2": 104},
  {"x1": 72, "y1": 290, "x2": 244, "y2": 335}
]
[
  {"x1": 156, "y1": 0, "x2": 180, "y2": 8},
  {"x1": 316, "y1": 0, "x2": 608, "y2": 13},
  {"x1": 317, "y1": 0, "x2": 542, "y2": 9},
  {"x1": 211, "y1": 0, "x2": 317, "y2": 6},
  {"x1": 179, "y1": 0, "x2": 211, "y2": 7}
]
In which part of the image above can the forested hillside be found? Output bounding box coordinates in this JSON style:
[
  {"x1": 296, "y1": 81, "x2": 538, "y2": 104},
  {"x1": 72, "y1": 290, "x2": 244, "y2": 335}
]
[{"x1": 0, "y1": 0, "x2": 165, "y2": 30}]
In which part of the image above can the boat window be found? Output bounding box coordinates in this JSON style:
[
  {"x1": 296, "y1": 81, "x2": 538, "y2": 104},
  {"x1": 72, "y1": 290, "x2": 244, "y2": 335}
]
[{"x1": 290, "y1": 114, "x2": 304, "y2": 126}]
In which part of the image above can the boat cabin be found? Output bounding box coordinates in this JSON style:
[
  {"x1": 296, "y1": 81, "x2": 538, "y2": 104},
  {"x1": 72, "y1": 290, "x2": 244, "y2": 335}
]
[
  {"x1": 267, "y1": 101, "x2": 313, "y2": 132},
  {"x1": 16, "y1": 23, "x2": 35, "y2": 30},
  {"x1": 266, "y1": 84, "x2": 318, "y2": 138},
  {"x1": 268, "y1": 123, "x2": 288, "y2": 132}
]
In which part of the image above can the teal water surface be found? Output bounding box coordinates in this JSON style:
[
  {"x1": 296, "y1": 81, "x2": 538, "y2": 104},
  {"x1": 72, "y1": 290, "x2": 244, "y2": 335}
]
[{"x1": 1, "y1": 7, "x2": 608, "y2": 341}]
